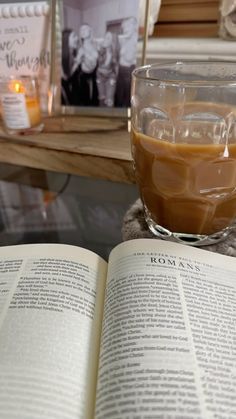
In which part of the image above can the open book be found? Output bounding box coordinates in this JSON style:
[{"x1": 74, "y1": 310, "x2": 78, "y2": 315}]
[{"x1": 0, "y1": 239, "x2": 235, "y2": 418}]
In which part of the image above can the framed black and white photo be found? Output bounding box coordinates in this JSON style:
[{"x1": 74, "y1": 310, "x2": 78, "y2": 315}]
[{"x1": 61, "y1": 0, "x2": 141, "y2": 113}]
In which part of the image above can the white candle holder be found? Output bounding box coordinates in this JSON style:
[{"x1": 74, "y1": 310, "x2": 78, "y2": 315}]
[{"x1": 0, "y1": 75, "x2": 44, "y2": 135}]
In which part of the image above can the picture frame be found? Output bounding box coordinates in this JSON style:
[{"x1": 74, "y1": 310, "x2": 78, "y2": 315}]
[
  {"x1": 0, "y1": 0, "x2": 58, "y2": 113},
  {"x1": 59, "y1": 0, "x2": 151, "y2": 117}
]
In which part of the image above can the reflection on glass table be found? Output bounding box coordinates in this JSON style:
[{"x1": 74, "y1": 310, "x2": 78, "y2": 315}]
[{"x1": 0, "y1": 164, "x2": 138, "y2": 260}]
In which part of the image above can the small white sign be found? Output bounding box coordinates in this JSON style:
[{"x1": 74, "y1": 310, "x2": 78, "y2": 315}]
[{"x1": 1, "y1": 93, "x2": 30, "y2": 129}]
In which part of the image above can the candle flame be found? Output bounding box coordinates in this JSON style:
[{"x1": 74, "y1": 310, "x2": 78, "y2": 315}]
[
  {"x1": 14, "y1": 82, "x2": 21, "y2": 93},
  {"x1": 9, "y1": 80, "x2": 25, "y2": 94}
]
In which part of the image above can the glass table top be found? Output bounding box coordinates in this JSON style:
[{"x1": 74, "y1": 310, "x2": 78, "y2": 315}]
[{"x1": 0, "y1": 163, "x2": 138, "y2": 261}]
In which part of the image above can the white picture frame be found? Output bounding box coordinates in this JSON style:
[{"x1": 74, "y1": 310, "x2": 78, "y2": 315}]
[{"x1": 0, "y1": 1, "x2": 62, "y2": 113}]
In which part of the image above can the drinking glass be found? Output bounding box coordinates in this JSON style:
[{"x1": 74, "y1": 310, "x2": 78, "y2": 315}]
[{"x1": 131, "y1": 61, "x2": 236, "y2": 245}]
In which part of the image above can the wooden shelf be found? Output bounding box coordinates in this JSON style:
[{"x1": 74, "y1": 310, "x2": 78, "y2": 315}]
[
  {"x1": 155, "y1": 0, "x2": 219, "y2": 38},
  {"x1": 159, "y1": 2, "x2": 219, "y2": 22},
  {"x1": 153, "y1": 22, "x2": 218, "y2": 38},
  {"x1": 0, "y1": 115, "x2": 135, "y2": 184}
]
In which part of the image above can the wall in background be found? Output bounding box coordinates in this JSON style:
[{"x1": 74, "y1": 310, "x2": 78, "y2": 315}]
[{"x1": 63, "y1": 0, "x2": 139, "y2": 38}]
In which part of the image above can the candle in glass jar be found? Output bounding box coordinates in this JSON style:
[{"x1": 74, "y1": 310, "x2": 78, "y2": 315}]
[
  {"x1": 0, "y1": 76, "x2": 44, "y2": 135},
  {"x1": 9, "y1": 79, "x2": 42, "y2": 127}
]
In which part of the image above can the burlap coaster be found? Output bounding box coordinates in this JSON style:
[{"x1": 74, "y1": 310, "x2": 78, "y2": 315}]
[{"x1": 122, "y1": 199, "x2": 236, "y2": 257}]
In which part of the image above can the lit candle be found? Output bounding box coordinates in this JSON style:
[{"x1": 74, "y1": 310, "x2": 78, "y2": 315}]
[
  {"x1": 0, "y1": 76, "x2": 43, "y2": 135},
  {"x1": 10, "y1": 79, "x2": 42, "y2": 127}
]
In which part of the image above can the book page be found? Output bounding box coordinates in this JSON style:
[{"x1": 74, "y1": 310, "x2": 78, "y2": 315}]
[
  {"x1": 95, "y1": 239, "x2": 236, "y2": 418},
  {"x1": 0, "y1": 243, "x2": 107, "y2": 419}
]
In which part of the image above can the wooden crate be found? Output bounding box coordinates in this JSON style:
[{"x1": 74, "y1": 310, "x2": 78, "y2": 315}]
[
  {"x1": 153, "y1": 22, "x2": 218, "y2": 37},
  {"x1": 154, "y1": 0, "x2": 220, "y2": 37},
  {"x1": 162, "y1": 0, "x2": 218, "y2": 4},
  {"x1": 159, "y1": 2, "x2": 219, "y2": 22}
]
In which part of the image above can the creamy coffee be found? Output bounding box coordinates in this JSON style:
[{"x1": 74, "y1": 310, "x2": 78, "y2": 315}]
[{"x1": 131, "y1": 127, "x2": 236, "y2": 235}]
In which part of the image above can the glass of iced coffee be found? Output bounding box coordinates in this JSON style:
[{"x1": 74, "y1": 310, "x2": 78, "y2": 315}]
[{"x1": 131, "y1": 62, "x2": 236, "y2": 245}]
